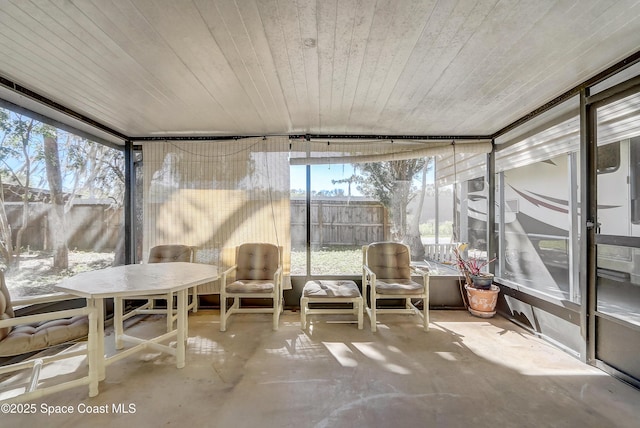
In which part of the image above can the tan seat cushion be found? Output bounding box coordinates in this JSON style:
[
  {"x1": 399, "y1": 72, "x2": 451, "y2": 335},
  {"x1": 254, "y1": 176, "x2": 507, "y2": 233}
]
[
  {"x1": 0, "y1": 315, "x2": 89, "y2": 357},
  {"x1": 0, "y1": 271, "x2": 89, "y2": 357},
  {"x1": 0, "y1": 273, "x2": 15, "y2": 341},
  {"x1": 303, "y1": 280, "x2": 361, "y2": 298},
  {"x1": 366, "y1": 242, "x2": 412, "y2": 280},
  {"x1": 148, "y1": 245, "x2": 193, "y2": 263},
  {"x1": 236, "y1": 243, "x2": 279, "y2": 280},
  {"x1": 226, "y1": 280, "x2": 275, "y2": 294},
  {"x1": 375, "y1": 279, "x2": 424, "y2": 295}
]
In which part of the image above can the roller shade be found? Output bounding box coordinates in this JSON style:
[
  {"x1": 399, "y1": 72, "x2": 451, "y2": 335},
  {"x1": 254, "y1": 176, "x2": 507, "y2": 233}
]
[{"x1": 290, "y1": 140, "x2": 491, "y2": 165}]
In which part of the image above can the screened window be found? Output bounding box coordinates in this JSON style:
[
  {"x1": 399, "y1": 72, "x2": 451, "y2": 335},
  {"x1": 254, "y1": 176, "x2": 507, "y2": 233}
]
[
  {"x1": 631, "y1": 138, "x2": 640, "y2": 224},
  {"x1": 595, "y1": 93, "x2": 640, "y2": 327},
  {"x1": 597, "y1": 141, "x2": 620, "y2": 174},
  {"x1": 285, "y1": 139, "x2": 487, "y2": 276},
  {"x1": 0, "y1": 108, "x2": 124, "y2": 297}
]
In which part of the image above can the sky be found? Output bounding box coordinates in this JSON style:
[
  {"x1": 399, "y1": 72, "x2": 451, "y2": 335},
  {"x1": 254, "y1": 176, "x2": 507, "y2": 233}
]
[
  {"x1": 290, "y1": 162, "x2": 435, "y2": 195},
  {"x1": 290, "y1": 163, "x2": 363, "y2": 195}
]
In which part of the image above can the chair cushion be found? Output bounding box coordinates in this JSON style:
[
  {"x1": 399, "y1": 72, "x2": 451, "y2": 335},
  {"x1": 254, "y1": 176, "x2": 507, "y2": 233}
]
[
  {"x1": 0, "y1": 273, "x2": 15, "y2": 341},
  {"x1": 236, "y1": 243, "x2": 279, "y2": 280},
  {"x1": 0, "y1": 315, "x2": 89, "y2": 357},
  {"x1": 148, "y1": 245, "x2": 193, "y2": 263},
  {"x1": 303, "y1": 280, "x2": 361, "y2": 298},
  {"x1": 0, "y1": 313, "x2": 11, "y2": 342},
  {"x1": 376, "y1": 279, "x2": 424, "y2": 295},
  {"x1": 227, "y1": 280, "x2": 275, "y2": 294},
  {"x1": 366, "y1": 242, "x2": 412, "y2": 280}
]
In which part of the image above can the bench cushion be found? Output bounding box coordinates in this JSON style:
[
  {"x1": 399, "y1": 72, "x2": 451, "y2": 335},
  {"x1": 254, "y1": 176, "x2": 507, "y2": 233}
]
[
  {"x1": 0, "y1": 315, "x2": 89, "y2": 357},
  {"x1": 303, "y1": 280, "x2": 361, "y2": 298}
]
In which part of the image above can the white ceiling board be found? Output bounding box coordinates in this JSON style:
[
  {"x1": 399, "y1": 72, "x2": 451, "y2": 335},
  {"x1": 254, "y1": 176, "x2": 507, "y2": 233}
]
[{"x1": 0, "y1": 0, "x2": 639, "y2": 139}]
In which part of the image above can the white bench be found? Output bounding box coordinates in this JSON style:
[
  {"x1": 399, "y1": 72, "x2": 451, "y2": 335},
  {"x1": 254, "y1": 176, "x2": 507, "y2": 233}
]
[{"x1": 300, "y1": 280, "x2": 363, "y2": 329}]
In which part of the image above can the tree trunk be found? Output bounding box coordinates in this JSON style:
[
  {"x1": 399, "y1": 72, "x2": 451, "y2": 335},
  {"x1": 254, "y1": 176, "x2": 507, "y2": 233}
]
[
  {"x1": 0, "y1": 178, "x2": 14, "y2": 268},
  {"x1": 390, "y1": 180, "x2": 411, "y2": 241},
  {"x1": 43, "y1": 132, "x2": 68, "y2": 271},
  {"x1": 406, "y1": 161, "x2": 429, "y2": 260},
  {"x1": 14, "y1": 121, "x2": 34, "y2": 267}
]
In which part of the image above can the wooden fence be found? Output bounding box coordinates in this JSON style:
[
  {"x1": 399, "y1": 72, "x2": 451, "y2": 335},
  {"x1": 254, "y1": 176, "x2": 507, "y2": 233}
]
[
  {"x1": 5, "y1": 201, "x2": 122, "y2": 252},
  {"x1": 291, "y1": 197, "x2": 389, "y2": 250},
  {"x1": 5, "y1": 197, "x2": 387, "y2": 253}
]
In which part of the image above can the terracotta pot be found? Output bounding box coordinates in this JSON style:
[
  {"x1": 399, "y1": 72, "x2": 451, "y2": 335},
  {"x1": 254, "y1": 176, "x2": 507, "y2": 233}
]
[{"x1": 465, "y1": 284, "x2": 499, "y2": 318}]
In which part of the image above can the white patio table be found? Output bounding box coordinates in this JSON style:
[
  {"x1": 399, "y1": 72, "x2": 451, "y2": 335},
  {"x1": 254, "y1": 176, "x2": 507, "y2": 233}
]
[{"x1": 55, "y1": 262, "x2": 219, "y2": 385}]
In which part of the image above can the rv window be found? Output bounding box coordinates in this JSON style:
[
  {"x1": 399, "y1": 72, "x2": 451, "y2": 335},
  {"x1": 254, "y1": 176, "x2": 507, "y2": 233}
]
[
  {"x1": 467, "y1": 177, "x2": 485, "y2": 193},
  {"x1": 597, "y1": 141, "x2": 620, "y2": 174}
]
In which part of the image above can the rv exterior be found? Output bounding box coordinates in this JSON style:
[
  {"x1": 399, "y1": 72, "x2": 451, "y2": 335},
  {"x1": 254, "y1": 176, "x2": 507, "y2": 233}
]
[{"x1": 460, "y1": 137, "x2": 640, "y2": 301}]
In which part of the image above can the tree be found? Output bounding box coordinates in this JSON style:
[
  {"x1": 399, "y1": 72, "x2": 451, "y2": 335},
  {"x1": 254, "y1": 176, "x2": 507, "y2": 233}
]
[
  {"x1": 0, "y1": 112, "x2": 47, "y2": 267},
  {"x1": 61, "y1": 134, "x2": 125, "y2": 266},
  {"x1": 0, "y1": 108, "x2": 125, "y2": 270},
  {"x1": 331, "y1": 174, "x2": 358, "y2": 197},
  {"x1": 0, "y1": 109, "x2": 13, "y2": 268},
  {"x1": 43, "y1": 127, "x2": 68, "y2": 270},
  {"x1": 63, "y1": 136, "x2": 125, "y2": 204},
  {"x1": 408, "y1": 161, "x2": 430, "y2": 259},
  {"x1": 355, "y1": 158, "x2": 432, "y2": 260}
]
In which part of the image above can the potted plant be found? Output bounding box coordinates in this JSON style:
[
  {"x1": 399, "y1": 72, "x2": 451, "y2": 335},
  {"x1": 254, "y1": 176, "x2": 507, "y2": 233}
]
[{"x1": 453, "y1": 244, "x2": 499, "y2": 318}]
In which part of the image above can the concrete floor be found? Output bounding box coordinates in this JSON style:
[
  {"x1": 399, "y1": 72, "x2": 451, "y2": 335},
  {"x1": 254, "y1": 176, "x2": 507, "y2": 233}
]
[{"x1": 2, "y1": 310, "x2": 640, "y2": 427}]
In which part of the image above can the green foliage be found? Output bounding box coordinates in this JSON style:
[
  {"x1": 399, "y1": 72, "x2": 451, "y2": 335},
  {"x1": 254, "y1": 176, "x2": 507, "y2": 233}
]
[
  {"x1": 0, "y1": 108, "x2": 125, "y2": 202},
  {"x1": 355, "y1": 159, "x2": 429, "y2": 207},
  {"x1": 290, "y1": 248, "x2": 362, "y2": 275}
]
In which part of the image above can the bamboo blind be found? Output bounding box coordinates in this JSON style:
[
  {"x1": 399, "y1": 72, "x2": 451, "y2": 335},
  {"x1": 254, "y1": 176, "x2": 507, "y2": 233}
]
[{"x1": 143, "y1": 137, "x2": 291, "y2": 292}]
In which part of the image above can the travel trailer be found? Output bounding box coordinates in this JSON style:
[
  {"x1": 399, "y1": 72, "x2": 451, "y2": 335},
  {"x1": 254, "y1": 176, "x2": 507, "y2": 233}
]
[{"x1": 451, "y1": 135, "x2": 640, "y2": 300}]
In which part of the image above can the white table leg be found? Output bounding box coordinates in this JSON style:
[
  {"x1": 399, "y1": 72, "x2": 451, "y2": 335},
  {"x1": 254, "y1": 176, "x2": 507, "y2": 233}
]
[
  {"x1": 176, "y1": 289, "x2": 187, "y2": 368},
  {"x1": 87, "y1": 301, "x2": 99, "y2": 397},
  {"x1": 95, "y1": 297, "x2": 106, "y2": 381},
  {"x1": 114, "y1": 296, "x2": 124, "y2": 350},
  {"x1": 166, "y1": 292, "x2": 173, "y2": 332}
]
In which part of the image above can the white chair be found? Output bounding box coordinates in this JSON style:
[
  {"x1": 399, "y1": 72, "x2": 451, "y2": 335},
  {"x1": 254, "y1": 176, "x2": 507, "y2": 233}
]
[
  {"x1": 0, "y1": 271, "x2": 99, "y2": 402},
  {"x1": 123, "y1": 245, "x2": 195, "y2": 332},
  {"x1": 362, "y1": 242, "x2": 430, "y2": 332},
  {"x1": 219, "y1": 243, "x2": 283, "y2": 331}
]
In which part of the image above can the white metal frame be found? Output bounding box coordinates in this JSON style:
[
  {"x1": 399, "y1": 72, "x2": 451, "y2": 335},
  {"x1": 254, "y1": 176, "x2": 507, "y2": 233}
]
[
  {"x1": 219, "y1": 245, "x2": 283, "y2": 332},
  {"x1": 362, "y1": 244, "x2": 430, "y2": 332}
]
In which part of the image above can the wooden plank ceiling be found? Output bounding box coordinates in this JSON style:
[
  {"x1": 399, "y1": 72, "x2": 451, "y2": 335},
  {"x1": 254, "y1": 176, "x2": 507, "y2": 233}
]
[{"x1": 0, "y1": 0, "x2": 640, "y2": 143}]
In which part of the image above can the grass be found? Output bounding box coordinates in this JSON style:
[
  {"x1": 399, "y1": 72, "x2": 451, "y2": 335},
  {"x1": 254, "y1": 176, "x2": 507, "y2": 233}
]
[
  {"x1": 290, "y1": 248, "x2": 362, "y2": 275},
  {"x1": 5, "y1": 250, "x2": 115, "y2": 297}
]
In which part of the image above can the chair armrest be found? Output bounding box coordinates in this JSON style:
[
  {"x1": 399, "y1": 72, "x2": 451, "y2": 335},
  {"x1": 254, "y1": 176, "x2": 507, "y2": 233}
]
[
  {"x1": 362, "y1": 264, "x2": 376, "y2": 288},
  {"x1": 274, "y1": 266, "x2": 283, "y2": 284},
  {"x1": 410, "y1": 265, "x2": 430, "y2": 276},
  {"x1": 410, "y1": 265, "x2": 430, "y2": 288},
  {"x1": 362, "y1": 264, "x2": 376, "y2": 280},
  {"x1": 270, "y1": 265, "x2": 284, "y2": 296},
  {"x1": 219, "y1": 265, "x2": 237, "y2": 292}
]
